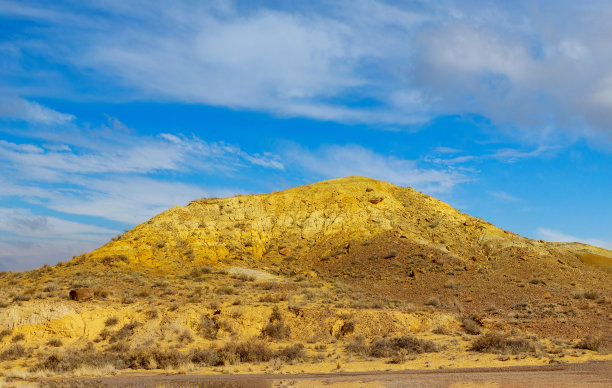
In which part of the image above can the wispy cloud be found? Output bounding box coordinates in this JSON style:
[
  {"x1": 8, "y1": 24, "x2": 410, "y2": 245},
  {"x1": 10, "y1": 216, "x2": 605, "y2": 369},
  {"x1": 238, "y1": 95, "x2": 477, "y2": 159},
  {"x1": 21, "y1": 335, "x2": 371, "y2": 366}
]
[
  {"x1": 284, "y1": 144, "x2": 469, "y2": 193},
  {"x1": 0, "y1": 207, "x2": 118, "y2": 271},
  {"x1": 536, "y1": 227, "x2": 612, "y2": 250},
  {"x1": 3, "y1": 1, "x2": 612, "y2": 142},
  {"x1": 0, "y1": 95, "x2": 75, "y2": 124}
]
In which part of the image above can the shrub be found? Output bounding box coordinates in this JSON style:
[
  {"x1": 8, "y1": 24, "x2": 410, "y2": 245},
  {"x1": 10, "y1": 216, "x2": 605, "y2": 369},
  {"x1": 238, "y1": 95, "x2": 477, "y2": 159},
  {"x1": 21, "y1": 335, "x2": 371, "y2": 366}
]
[
  {"x1": 105, "y1": 316, "x2": 119, "y2": 327},
  {"x1": 216, "y1": 286, "x2": 235, "y2": 295},
  {"x1": 0, "y1": 344, "x2": 26, "y2": 361},
  {"x1": 109, "y1": 322, "x2": 139, "y2": 343},
  {"x1": 276, "y1": 344, "x2": 305, "y2": 362},
  {"x1": 461, "y1": 317, "x2": 482, "y2": 335},
  {"x1": 366, "y1": 336, "x2": 440, "y2": 358},
  {"x1": 425, "y1": 297, "x2": 441, "y2": 307},
  {"x1": 347, "y1": 336, "x2": 440, "y2": 358},
  {"x1": 11, "y1": 333, "x2": 25, "y2": 342},
  {"x1": 47, "y1": 338, "x2": 63, "y2": 347},
  {"x1": 346, "y1": 336, "x2": 368, "y2": 356},
  {"x1": 198, "y1": 316, "x2": 219, "y2": 340},
  {"x1": 0, "y1": 329, "x2": 12, "y2": 341},
  {"x1": 575, "y1": 335, "x2": 603, "y2": 351},
  {"x1": 178, "y1": 329, "x2": 194, "y2": 344},
  {"x1": 219, "y1": 338, "x2": 273, "y2": 363},
  {"x1": 189, "y1": 348, "x2": 221, "y2": 366},
  {"x1": 262, "y1": 321, "x2": 290, "y2": 340},
  {"x1": 470, "y1": 332, "x2": 536, "y2": 354},
  {"x1": 127, "y1": 348, "x2": 186, "y2": 370}
]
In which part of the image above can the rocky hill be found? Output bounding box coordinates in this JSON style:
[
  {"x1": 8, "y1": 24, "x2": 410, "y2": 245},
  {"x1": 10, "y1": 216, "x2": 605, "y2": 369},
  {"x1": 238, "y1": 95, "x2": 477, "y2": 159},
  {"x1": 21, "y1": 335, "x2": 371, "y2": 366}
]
[{"x1": 0, "y1": 176, "x2": 610, "y2": 381}]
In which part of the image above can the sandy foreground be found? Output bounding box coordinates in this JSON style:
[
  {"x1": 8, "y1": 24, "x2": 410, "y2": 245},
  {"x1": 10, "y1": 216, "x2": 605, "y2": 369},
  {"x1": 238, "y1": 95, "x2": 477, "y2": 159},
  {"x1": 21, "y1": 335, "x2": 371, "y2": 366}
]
[{"x1": 18, "y1": 360, "x2": 609, "y2": 387}]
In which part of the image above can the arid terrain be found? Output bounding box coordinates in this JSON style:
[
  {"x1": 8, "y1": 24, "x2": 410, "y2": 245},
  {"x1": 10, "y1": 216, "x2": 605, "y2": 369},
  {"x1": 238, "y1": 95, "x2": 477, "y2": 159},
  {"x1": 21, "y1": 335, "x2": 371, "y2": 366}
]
[{"x1": 0, "y1": 176, "x2": 610, "y2": 386}]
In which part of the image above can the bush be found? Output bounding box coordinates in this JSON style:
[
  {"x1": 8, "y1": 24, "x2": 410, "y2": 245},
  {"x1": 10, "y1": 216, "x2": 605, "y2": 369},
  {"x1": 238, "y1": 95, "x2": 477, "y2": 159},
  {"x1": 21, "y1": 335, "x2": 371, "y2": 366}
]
[
  {"x1": 347, "y1": 336, "x2": 440, "y2": 358},
  {"x1": 11, "y1": 333, "x2": 25, "y2": 342},
  {"x1": 189, "y1": 348, "x2": 221, "y2": 366},
  {"x1": 105, "y1": 316, "x2": 119, "y2": 327},
  {"x1": 0, "y1": 329, "x2": 12, "y2": 341},
  {"x1": 262, "y1": 321, "x2": 290, "y2": 340},
  {"x1": 47, "y1": 338, "x2": 63, "y2": 347},
  {"x1": 276, "y1": 344, "x2": 305, "y2": 362},
  {"x1": 470, "y1": 332, "x2": 536, "y2": 354},
  {"x1": 109, "y1": 322, "x2": 139, "y2": 343},
  {"x1": 575, "y1": 335, "x2": 603, "y2": 351},
  {"x1": 219, "y1": 338, "x2": 273, "y2": 363},
  {"x1": 178, "y1": 329, "x2": 194, "y2": 344},
  {"x1": 346, "y1": 336, "x2": 368, "y2": 356},
  {"x1": 198, "y1": 316, "x2": 219, "y2": 340},
  {"x1": 461, "y1": 317, "x2": 482, "y2": 335},
  {"x1": 0, "y1": 344, "x2": 27, "y2": 361},
  {"x1": 127, "y1": 348, "x2": 186, "y2": 370}
]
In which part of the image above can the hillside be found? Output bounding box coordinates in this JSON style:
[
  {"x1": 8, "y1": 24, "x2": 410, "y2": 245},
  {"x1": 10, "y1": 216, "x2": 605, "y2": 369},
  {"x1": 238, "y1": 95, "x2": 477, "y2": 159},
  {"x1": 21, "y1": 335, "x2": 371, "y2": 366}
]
[{"x1": 0, "y1": 176, "x2": 611, "y2": 382}]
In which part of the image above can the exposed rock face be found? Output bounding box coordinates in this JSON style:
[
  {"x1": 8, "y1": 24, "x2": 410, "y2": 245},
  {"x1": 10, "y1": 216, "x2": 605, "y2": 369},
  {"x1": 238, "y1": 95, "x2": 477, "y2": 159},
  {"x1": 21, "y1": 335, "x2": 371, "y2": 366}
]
[
  {"x1": 83, "y1": 176, "x2": 611, "y2": 272},
  {"x1": 69, "y1": 288, "x2": 94, "y2": 301}
]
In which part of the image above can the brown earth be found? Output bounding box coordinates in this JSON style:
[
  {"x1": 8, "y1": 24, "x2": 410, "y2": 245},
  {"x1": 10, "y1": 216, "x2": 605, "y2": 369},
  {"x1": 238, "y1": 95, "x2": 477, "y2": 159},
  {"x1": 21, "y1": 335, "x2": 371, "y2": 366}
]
[
  {"x1": 41, "y1": 361, "x2": 612, "y2": 387},
  {"x1": 0, "y1": 176, "x2": 610, "y2": 382}
]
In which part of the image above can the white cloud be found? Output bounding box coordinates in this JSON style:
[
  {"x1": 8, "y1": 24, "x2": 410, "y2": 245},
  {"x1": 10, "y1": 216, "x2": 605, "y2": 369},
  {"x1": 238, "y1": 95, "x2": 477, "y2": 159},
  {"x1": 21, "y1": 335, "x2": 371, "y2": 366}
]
[
  {"x1": 0, "y1": 95, "x2": 75, "y2": 124},
  {"x1": 284, "y1": 144, "x2": 469, "y2": 193},
  {"x1": 536, "y1": 227, "x2": 612, "y2": 250},
  {"x1": 3, "y1": 1, "x2": 612, "y2": 141},
  {"x1": 0, "y1": 208, "x2": 119, "y2": 271}
]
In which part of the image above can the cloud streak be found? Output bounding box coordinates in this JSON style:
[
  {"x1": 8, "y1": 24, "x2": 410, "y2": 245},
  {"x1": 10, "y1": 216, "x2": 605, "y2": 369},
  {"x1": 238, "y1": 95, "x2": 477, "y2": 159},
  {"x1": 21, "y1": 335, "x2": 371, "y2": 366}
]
[
  {"x1": 3, "y1": 1, "x2": 612, "y2": 142},
  {"x1": 284, "y1": 144, "x2": 469, "y2": 193},
  {"x1": 536, "y1": 227, "x2": 612, "y2": 250}
]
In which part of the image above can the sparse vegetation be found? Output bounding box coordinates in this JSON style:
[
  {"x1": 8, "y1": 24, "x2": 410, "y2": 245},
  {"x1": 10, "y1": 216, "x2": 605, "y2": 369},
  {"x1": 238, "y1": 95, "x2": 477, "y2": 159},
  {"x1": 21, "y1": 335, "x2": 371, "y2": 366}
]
[
  {"x1": 575, "y1": 335, "x2": 603, "y2": 351},
  {"x1": 470, "y1": 332, "x2": 536, "y2": 354},
  {"x1": 105, "y1": 317, "x2": 119, "y2": 327}
]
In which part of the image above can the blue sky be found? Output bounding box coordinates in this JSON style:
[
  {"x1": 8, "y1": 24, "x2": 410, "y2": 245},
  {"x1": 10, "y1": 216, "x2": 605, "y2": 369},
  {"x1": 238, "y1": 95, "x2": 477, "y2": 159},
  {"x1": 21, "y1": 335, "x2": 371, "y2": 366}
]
[{"x1": 1, "y1": 0, "x2": 611, "y2": 271}]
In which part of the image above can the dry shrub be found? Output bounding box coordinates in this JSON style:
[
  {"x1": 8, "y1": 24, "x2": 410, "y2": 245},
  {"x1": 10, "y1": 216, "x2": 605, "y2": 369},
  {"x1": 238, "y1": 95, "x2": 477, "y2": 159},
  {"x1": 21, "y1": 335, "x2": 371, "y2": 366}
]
[
  {"x1": 216, "y1": 286, "x2": 235, "y2": 295},
  {"x1": 345, "y1": 335, "x2": 368, "y2": 356},
  {"x1": 178, "y1": 329, "x2": 194, "y2": 344},
  {"x1": 47, "y1": 338, "x2": 63, "y2": 347},
  {"x1": 275, "y1": 344, "x2": 305, "y2": 362},
  {"x1": 347, "y1": 336, "x2": 440, "y2": 360},
  {"x1": 470, "y1": 332, "x2": 536, "y2": 354},
  {"x1": 104, "y1": 316, "x2": 119, "y2": 327},
  {"x1": 0, "y1": 329, "x2": 12, "y2": 341},
  {"x1": 262, "y1": 321, "x2": 290, "y2": 341},
  {"x1": 461, "y1": 316, "x2": 482, "y2": 335},
  {"x1": 198, "y1": 316, "x2": 219, "y2": 340},
  {"x1": 219, "y1": 338, "x2": 273, "y2": 364},
  {"x1": 126, "y1": 348, "x2": 186, "y2": 370},
  {"x1": 189, "y1": 348, "x2": 221, "y2": 366},
  {"x1": 0, "y1": 344, "x2": 27, "y2": 361},
  {"x1": 109, "y1": 322, "x2": 139, "y2": 343},
  {"x1": 575, "y1": 335, "x2": 603, "y2": 351},
  {"x1": 11, "y1": 333, "x2": 25, "y2": 342}
]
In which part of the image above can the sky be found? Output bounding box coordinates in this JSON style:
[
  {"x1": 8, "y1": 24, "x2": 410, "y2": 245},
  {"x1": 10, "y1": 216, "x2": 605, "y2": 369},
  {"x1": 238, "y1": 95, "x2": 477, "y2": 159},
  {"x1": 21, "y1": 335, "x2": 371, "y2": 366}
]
[{"x1": 1, "y1": 0, "x2": 611, "y2": 271}]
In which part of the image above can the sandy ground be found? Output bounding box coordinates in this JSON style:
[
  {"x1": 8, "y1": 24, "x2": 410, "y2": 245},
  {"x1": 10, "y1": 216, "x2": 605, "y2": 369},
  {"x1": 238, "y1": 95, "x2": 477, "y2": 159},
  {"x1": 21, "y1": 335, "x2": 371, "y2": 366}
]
[{"x1": 35, "y1": 360, "x2": 612, "y2": 387}]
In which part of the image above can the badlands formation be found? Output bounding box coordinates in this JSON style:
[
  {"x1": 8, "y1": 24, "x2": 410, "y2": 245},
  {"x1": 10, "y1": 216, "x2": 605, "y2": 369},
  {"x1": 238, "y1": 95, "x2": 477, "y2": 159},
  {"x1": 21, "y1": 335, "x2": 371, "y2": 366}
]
[{"x1": 0, "y1": 176, "x2": 610, "y2": 382}]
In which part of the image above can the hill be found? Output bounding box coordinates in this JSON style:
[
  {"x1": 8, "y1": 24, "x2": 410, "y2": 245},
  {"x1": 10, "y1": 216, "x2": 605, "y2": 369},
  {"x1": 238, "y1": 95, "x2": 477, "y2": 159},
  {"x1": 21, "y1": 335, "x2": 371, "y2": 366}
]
[{"x1": 0, "y1": 176, "x2": 610, "y2": 381}]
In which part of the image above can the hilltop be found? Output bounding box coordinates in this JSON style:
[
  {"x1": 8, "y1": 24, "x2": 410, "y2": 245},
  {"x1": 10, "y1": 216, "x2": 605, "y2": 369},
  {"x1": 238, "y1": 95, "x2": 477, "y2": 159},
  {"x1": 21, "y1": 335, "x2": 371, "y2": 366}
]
[{"x1": 0, "y1": 177, "x2": 610, "y2": 382}]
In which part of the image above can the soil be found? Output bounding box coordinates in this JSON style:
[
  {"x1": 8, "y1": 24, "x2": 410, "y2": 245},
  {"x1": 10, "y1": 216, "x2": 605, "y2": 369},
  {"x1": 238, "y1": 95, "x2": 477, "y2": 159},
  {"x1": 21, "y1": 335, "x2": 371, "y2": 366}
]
[{"x1": 43, "y1": 360, "x2": 612, "y2": 387}]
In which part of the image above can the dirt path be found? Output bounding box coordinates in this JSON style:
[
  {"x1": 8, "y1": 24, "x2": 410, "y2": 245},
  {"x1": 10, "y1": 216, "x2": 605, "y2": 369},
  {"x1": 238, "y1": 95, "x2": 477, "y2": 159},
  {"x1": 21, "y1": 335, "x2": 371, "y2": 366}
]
[{"x1": 39, "y1": 361, "x2": 612, "y2": 387}]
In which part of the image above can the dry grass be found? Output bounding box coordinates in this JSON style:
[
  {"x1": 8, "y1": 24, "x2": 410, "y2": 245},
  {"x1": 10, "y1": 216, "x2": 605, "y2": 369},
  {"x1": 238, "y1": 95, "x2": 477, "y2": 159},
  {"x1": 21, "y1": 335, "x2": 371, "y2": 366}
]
[
  {"x1": 470, "y1": 332, "x2": 537, "y2": 355},
  {"x1": 575, "y1": 335, "x2": 604, "y2": 351},
  {"x1": 347, "y1": 335, "x2": 441, "y2": 359}
]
